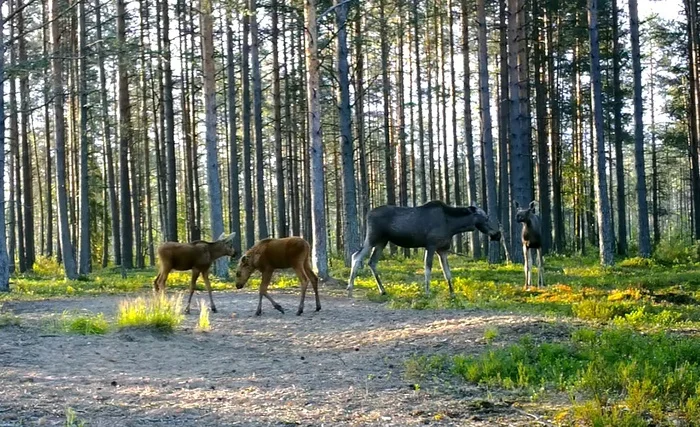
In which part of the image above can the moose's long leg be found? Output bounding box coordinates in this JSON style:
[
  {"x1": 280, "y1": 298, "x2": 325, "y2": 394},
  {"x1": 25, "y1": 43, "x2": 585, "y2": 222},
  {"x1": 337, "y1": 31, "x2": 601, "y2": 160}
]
[
  {"x1": 523, "y1": 244, "x2": 530, "y2": 290},
  {"x1": 368, "y1": 241, "x2": 388, "y2": 295},
  {"x1": 155, "y1": 268, "x2": 171, "y2": 292},
  {"x1": 257, "y1": 270, "x2": 284, "y2": 315},
  {"x1": 537, "y1": 248, "x2": 545, "y2": 288},
  {"x1": 201, "y1": 270, "x2": 217, "y2": 313},
  {"x1": 153, "y1": 273, "x2": 161, "y2": 292},
  {"x1": 306, "y1": 259, "x2": 322, "y2": 312},
  {"x1": 347, "y1": 242, "x2": 371, "y2": 297},
  {"x1": 294, "y1": 263, "x2": 309, "y2": 316},
  {"x1": 424, "y1": 247, "x2": 436, "y2": 295},
  {"x1": 436, "y1": 249, "x2": 454, "y2": 297},
  {"x1": 184, "y1": 269, "x2": 201, "y2": 314}
]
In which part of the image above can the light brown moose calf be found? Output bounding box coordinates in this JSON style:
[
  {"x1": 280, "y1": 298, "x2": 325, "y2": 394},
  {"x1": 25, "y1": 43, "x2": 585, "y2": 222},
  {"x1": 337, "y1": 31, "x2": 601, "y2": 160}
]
[
  {"x1": 153, "y1": 232, "x2": 237, "y2": 314},
  {"x1": 234, "y1": 237, "x2": 321, "y2": 316}
]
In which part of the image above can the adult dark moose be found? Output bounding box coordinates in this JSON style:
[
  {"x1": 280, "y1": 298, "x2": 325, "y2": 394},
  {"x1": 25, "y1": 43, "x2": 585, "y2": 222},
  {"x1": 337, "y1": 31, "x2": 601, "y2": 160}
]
[{"x1": 346, "y1": 200, "x2": 502, "y2": 297}]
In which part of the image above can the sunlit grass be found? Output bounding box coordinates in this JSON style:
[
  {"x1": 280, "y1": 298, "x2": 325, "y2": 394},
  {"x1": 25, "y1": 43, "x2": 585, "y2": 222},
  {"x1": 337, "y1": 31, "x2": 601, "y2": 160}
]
[
  {"x1": 405, "y1": 327, "x2": 700, "y2": 425},
  {"x1": 116, "y1": 292, "x2": 184, "y2": 332},
  {"x1": 44, "y1": 310, "x2": 110, "y2": 335},
  {"x1": 197, "y1": 299, "x2": 211, "y2": 332}
]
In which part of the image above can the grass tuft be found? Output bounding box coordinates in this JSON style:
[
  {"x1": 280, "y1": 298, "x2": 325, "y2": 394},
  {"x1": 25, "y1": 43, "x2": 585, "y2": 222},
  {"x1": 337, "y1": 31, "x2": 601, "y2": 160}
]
[
  {"x1": 46, "y1": 311, "x2": 109, "y2": 335},
  {"x1": 197, "y1": 299, "x2": 211, "y2": 332},
  {"x1": 116, "y1": 292, "x2": 184, "y2": 332}
]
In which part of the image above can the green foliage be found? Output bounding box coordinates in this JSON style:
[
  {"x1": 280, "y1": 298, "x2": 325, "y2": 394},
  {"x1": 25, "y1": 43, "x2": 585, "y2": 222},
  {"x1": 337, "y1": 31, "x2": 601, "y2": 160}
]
[
  {"x1": 64, "y1": 407, "x2": 86, "y2": 427},
  {"x1": 0, "y1": 312, "x2": 20, "y2": 327},
  {"x1": 116, "y1": 292, "x2": 184, "y2": 333},
  {"x1": 47, "y1": 311, "x2": 110, "y2": 335},
  {"x1": 407, "y1": 328, "x2": 700, "y2": 425},
  {"x1": 33, "y1": 256, "x2": 65, "y2": 278}
]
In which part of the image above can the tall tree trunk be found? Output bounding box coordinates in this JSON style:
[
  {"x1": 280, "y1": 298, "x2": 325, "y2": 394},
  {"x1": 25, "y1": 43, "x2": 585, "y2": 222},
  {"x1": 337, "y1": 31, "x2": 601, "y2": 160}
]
[
  {"x1": 0, "y1": 0, "x2": 11, "y2": 291},
  {"x1": 629, "y1": 0, "x2": 651, "y2": 257},
  {"x1": 10, "y1": 1, "x2": 25, "y2": 273},
  {"x1": 548, "y1": 5, "x2": 564, "y2": 252},
  {"x1": 508, "y1": 0, "x2": 531, "y2": 263},
  {"x1": 380, "y1": 0, "x2": 396, "y2": 257},
  {"x1": 242, "y1": 10, "x2": 255, "y2": 248},
  {"x1": 140, "y1": 0, "x2": 155, "y2": 266},
  {"x1": 96, "y1": 0, "x2": 120, "y2": 265},
  {"x1": 588, "y1": 0, "x2": 615, "y2": 266},
  {"x1": 78, "y1": 0, "x2": 90, "y2": 274},
  {"x1": 650, "y1": 50, "x2": 660, "y2": 248},
  {"x1": 43, "y1": 0, "x2": 53, "y2": 258},
  {"x1": 162, "y1": 0, "x2": 177, "y2": 242},
  {"x1": 450, "y1": 0, "x2": 463, "y2": 252},
  {"x1": 477, "y1": 0, "x2": 500, "y2": 263},
  {"x1": 272, "y1": 0, "x2": 286, "y2": 238},
  {"x1": 117, "y1": 0, "x2": 133, "y2": 268},
  {"x1": 462, "y1": 0, "x2": 481, "y2": 258},
  {"x1": 201, "y1": 0, "x2": 227, "y2": 277},
  {"x1": 250, "y1": 0, "x2": 269, "y2": 240},
  {"x1": 533, "y1": 0, "x2": 550, "y2": 253},
  {"x1": 50, "y1": 0, "x2": 78, "y2": 279},
  {"x1": 612, "y1": 0, "x2": 628, "y2": 254},
  {"x1": 354, "y1": 11, "x2": 369, "y2": 231},
  {"x1": 398, "y1": 5, "x2": 410, "y2": 258},
  {"x1": 414, "y1": 0, "x2": 427, "y2": 204},
  {"x1": 685, "y1": 0, "x2": 700, "y2": 240},
  {"x1": 305, "y1": 0, "x2": 329, "y2": 279},
  {"x1": 498, "y1": 0, "x2": 510, "y2": 258},
  {"x1": 18, "y1": 0, "x2": 35, "y2": 270},
  {"x1": 336, "y1": 0, "x2": 360, "y2": 265},
  {"x1": 227, "y1": 11, "x2": 242, "y2": 255}
]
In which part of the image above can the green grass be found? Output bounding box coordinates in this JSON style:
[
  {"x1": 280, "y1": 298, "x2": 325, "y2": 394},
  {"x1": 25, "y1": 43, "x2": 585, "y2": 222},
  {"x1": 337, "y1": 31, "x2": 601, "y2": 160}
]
[
  {"x1": 197, "y1": 299, "x2": 211, "y2": 332},
  {"x1": 46, "y1": 311, "x2": 110, "y2": 335},
  {"x1": 405, "y1": 327, "x2": 700, "y2": 425},
  {"x1": 116, "y1": 292, "x2": 184, "y2": 332}
]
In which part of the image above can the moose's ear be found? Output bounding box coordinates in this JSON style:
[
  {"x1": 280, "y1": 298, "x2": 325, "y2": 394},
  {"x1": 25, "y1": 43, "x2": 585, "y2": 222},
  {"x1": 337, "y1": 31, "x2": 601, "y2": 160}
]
[
  {"x1": 217, "y1": 232, "x2": 227, "y2": 241},
  {"x1": 240, "y1": 255, "x2": 249, "y2": 264},
  {"x1": 468, "y1": 206, "x2": 478, "y2": 213},
  {"x1": 514, "y1": 201, "x2": 520, "y2": 209},
  {"x1": 529, "y1": 201, "x2": 537, "y2": 212},
  {"x1": 226, "y1": 232, "x2": 237, "y2": 243}
]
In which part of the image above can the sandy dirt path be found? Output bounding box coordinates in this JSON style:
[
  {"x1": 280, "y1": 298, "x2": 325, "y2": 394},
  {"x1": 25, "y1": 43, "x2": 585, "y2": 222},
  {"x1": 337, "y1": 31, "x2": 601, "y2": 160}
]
[{"x1": 0, "y1": 289, "x2": 566, "y2": 426}]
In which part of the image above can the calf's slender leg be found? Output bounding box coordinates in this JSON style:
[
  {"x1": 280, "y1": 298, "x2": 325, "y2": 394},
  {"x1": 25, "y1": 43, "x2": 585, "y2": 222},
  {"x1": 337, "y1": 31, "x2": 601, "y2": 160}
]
[
  {"x1": 306, "y1": 259, "x2": 321, "y2": 312},
  {"x1": 184, "y1": 269, "x2": 201, "y2": 314},
  {"x1": 155, "y1": 268, "x2": 171, "y2": 292},
  {"x1": 201, "y1": 270, "x2": 217, "y2": 313},
  {"x1": 257, "y1": 270, "x2": 284, "y2": 315},
  {"x1": 347, "y1": 243, "x2": 371, "y2": 297},
  {"x1": 294, "y1": 263, "x2": 309, "y2": 315},
  {"x1": 523, "y1": 244, "x2": 530, "y2": 289},
  {"x1": 367, "y1": 241, "x2": 388, "y2": 295},
  {"x1": 536, "y1": 248, "x2": 545, "y2": 288},
  {"x1": 436, "y1": 249, "x2": 454, "y2": 297},
  {"x1": 153, "y1": 273, "x2": 161, "y2": 292},
  {"x1": 424, "y1": 247, "x2": 436, "y2": 295}
]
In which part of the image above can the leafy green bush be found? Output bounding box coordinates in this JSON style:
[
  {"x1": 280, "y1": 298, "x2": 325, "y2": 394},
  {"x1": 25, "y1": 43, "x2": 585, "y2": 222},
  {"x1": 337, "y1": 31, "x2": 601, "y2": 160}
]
[{"x1": 47, "y1": 311, "x2": 109, "y2": 335}]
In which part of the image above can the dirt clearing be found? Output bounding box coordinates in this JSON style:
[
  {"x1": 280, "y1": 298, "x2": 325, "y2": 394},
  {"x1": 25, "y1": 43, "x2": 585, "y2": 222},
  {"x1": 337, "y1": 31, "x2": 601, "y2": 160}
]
[{"x1": 0, "y1": 289, "x2": 566, "y2": 426}]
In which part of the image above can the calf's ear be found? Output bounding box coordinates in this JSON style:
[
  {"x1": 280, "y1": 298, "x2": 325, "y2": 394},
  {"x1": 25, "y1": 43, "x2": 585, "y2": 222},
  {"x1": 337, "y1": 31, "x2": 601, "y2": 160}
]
[
  {"x1": 468, "y1": 206, "x2": 478, "y2": 214},
  {"x1": 529, "y1": 201, "x2": 537, "y2": 212},
  {"x1": 514, "y1": 201, "x2": 520, "y2": 209}
]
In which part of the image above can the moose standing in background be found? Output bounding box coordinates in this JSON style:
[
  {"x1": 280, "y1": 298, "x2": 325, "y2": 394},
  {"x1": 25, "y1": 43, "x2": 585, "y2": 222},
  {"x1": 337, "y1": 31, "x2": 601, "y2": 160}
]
[
  {"x1": 347, "y1": 200, "x2": 502, "y2": 298},
  {"x1": 153, "y1": 232, "x2": 237, "y2": 314},
  {"x1": 514, "y1": 201, "x2": 545, "y2": 289}
]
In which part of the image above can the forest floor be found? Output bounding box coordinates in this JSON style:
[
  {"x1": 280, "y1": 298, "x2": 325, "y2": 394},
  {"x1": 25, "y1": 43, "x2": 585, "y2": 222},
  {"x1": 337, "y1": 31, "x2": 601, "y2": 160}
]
[
  {"x1": 3, "y1": 251, "x2": 700, "y2": 425},
  {"x1": 0, "y1": 289, "x2": 565, "y2": 426}
]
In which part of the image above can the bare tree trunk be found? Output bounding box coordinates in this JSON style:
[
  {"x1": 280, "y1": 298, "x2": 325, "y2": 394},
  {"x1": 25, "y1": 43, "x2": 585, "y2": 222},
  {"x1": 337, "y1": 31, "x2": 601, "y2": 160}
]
[
  {"x1": 414, "y1": 0, "x2": 427, "y2": 204},
  {"x1": 117, "y1": 0, "x2": 133, "y2": 268},
  {"x1": 10, "y1": 1, "x2": 25, "y2": 273},
  {"x1": 18, "y1": 0, "x2": 35, "y2": 270},
  {"x1": 272, "y1": 0, "x2": 286, "y2": 238},
  {"x1": 649, "y1": 48, "x2": 660, "y2": 248},
  {"x1": 50, "y1": 0, "x2": 78, "y2": 279},
  {"x1": 0, "y1": 0, "x2": 11, "y2": 290},
  {"x1": 612, "y1": 0, "x2": 628, "y2": 254},
  {"x1": 336, "y1": 0, "x2": 360, "y2": 265},
  {"x1": 78, "y1": 0, "x2": 90, "y2": 273},
  {"x1": 548, "y1": 7, "x2": 564, "y2": 252},
  {"x1": 250, "y1": 0, "x2": 269, "y2": 240},
  {"x1": 588, "y1": 0, "x2": 615, "y2": 266},
  {"x1": 533, "y1": 0, "x2": 550, "y2": 253},
  {"x1": 498, "y1": 0, "x2": 510, "y2": 258},
  {"x1": 629, "y1": 0, "x2": 651, "y2": 257},
  {"x1": 354, "y1": 11, "x2": 370, "y2": 232},
  {"x1": 162, "y1": 0, "x2": 177, "y2": 242},
  {"x1": 462, "y1": 0, "x2": 481, "y2": 258},
  {"x1": 42, "y1": 0, "x2": 53, "y2": 258},
  {"x1": 397, "y1": 4, "x2": 410, "y2": 257},
  {"x1": 242, "y1": 10, "x2": 255, "y2": 248},
  {"x1": 140, "y1": 0, "x2": 155, "y2": 266},
  {"x1": 201, "y1": 0, "x2": 227, "y2": 277},
  {"x1": 450, "y1": 0, "x2": 463, "y2": 252},
  {"x1": 227, "y1": 10, "x2": 242, "y2": 255},
  {"x1": 477, "y1": 0, "x2": 500, "y2": 263},
  {"x1": 305, "y1": 0, "x2": 329, "y2": 279}
]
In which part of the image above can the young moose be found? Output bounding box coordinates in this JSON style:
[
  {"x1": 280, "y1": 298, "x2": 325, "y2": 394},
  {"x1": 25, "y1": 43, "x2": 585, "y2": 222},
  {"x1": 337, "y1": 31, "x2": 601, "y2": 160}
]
[
  {"x1": 153, "y1": 232, "x2": 237, "y2": 314},
  {"x1": 234, "y1": 237, "x2": 321, "y2": 316},
  {"x1": 515, "y1": 201, "x2": 545, "y2": 289},
  {"x1": 347, "y1": 200, "x2": 502, "y2": 298}
]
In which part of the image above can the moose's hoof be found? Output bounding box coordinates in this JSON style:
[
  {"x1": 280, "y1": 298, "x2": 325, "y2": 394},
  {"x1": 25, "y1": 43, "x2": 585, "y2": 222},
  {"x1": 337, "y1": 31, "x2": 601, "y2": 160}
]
[
  {"x1": 184, "y1": 308, "x2": 191, "y2": 315},
  {"x1": 255, "y1": 309, "x2": 262, "y2": 316},
  {"x1": 316, "y1": 306, "x2": 321, "y2": 312},
  {"x1": 296, "y1": 309, "x2": 303, "y2": 316},
  {"x1": 274, "y1": 305, "x2": 285, "y2": 314},
  {"x1": 210, "y1": 306, "x2": 217, "y2": 313}
]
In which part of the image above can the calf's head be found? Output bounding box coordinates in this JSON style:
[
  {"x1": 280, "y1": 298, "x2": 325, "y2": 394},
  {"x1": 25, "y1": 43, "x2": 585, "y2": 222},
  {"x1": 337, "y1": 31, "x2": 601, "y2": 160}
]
[
  {"x1": 514, "y1": 201, "x2": 537, "y2": 224},
  {"x1": 470, "y1": 206, "x2": 502, "y2": 241},
  {"x1": 214, "y1": 232, "x2": 238, "y2": 258},
  {"x1": 234, "y1": 253, "x2": 257, "y2": 289}
]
